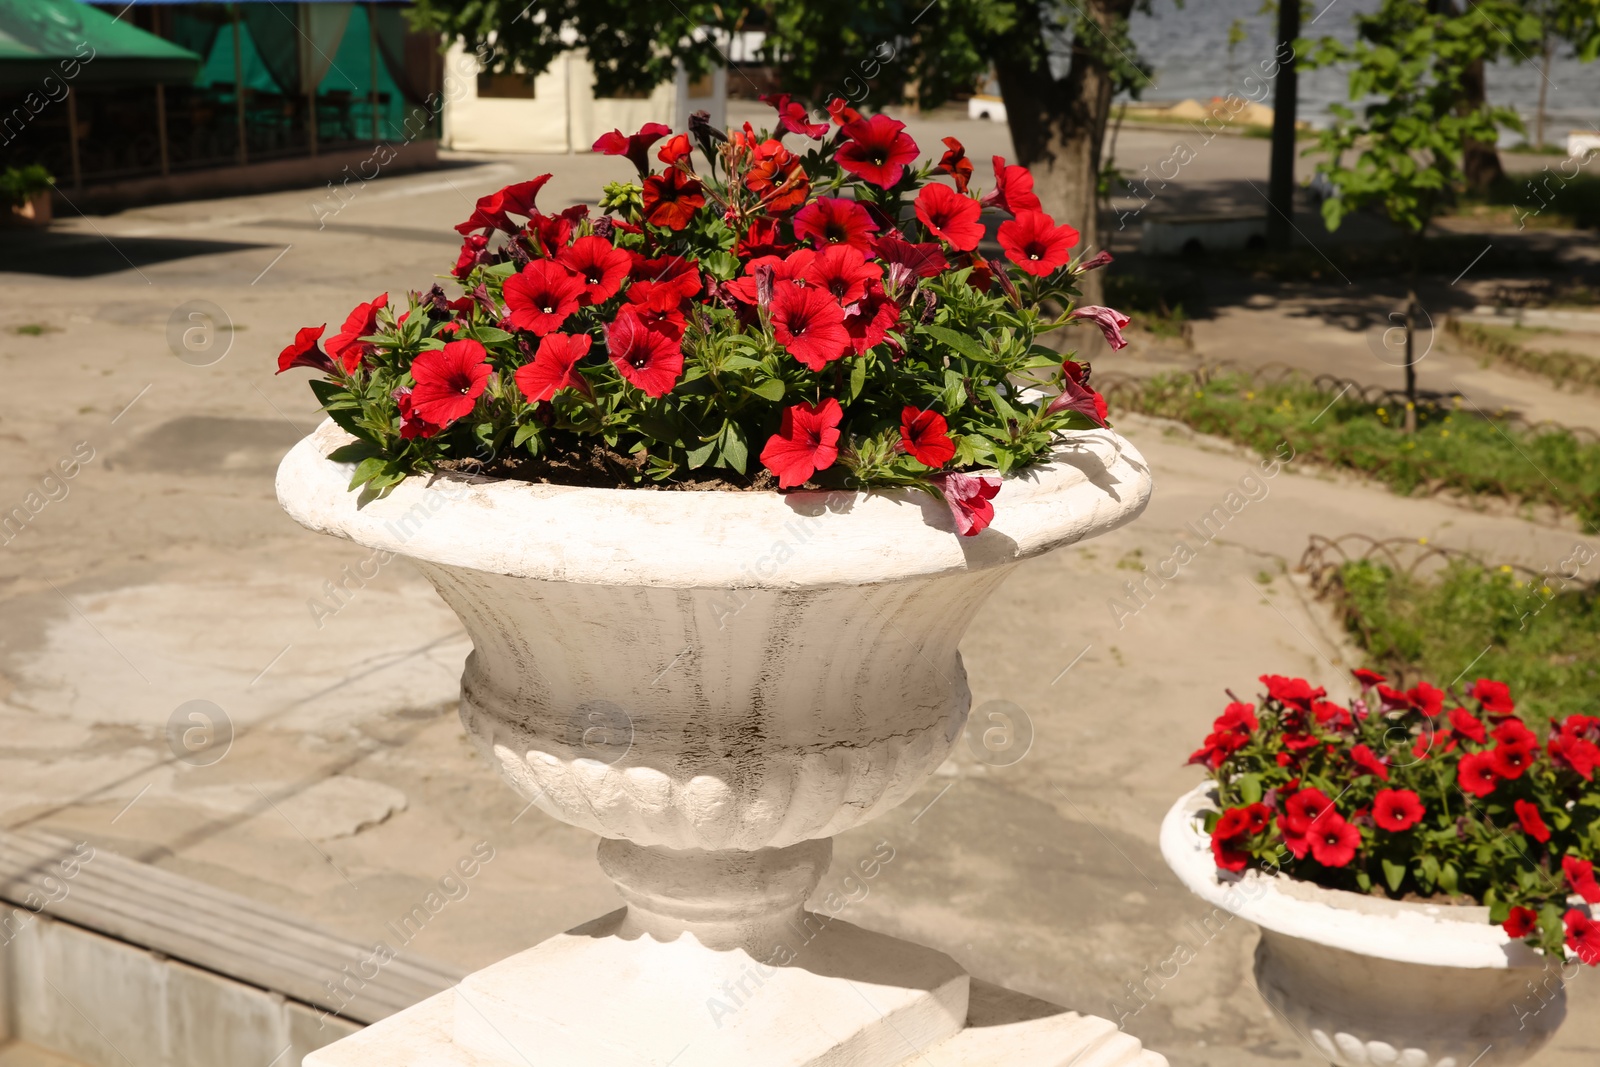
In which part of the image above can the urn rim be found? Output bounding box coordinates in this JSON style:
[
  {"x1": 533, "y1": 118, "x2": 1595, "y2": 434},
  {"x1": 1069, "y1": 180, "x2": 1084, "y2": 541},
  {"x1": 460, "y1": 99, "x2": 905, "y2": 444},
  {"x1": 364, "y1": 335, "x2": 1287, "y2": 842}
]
[{"x1": 276, "y1": 418, "x2": 1152, "y2": 588}]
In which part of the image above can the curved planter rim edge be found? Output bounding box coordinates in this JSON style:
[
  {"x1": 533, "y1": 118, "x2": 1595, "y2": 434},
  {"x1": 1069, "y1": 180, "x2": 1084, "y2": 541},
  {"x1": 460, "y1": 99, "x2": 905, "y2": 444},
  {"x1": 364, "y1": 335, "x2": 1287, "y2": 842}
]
[
  {"x1": 275, "y1": 418, "x2": 1154, "y2": 588},
  {"x1": 1159, "y1": 781, "x2": 1549, "y2": 970}
]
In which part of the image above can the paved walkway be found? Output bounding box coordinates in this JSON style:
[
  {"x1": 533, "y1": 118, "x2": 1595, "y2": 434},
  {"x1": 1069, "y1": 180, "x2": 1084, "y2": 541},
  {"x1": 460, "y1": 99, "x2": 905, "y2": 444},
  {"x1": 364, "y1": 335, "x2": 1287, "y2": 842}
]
[{"x1": 2, "y1": 122, "x2": 1597, "y2": 1065}]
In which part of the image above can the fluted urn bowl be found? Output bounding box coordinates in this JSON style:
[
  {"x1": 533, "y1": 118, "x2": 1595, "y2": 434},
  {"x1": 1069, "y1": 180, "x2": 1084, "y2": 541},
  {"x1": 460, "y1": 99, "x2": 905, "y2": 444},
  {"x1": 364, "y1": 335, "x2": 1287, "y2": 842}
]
[{"x1": 280, "y1": 420, "x2": 1150, "y2": 858}]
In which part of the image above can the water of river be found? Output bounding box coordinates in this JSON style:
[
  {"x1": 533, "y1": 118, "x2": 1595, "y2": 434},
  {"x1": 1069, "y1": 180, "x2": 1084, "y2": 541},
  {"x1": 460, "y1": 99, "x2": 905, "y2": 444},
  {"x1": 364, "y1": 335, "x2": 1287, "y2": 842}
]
[{"x1": 1124, "y1": 0, "x2": 1600, "y2": 142}]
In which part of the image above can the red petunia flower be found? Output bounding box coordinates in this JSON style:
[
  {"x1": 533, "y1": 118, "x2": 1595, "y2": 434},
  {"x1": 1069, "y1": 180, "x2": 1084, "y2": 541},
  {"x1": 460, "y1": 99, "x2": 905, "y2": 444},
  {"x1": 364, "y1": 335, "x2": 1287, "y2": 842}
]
[
  {"x1": 504, "y1": 260, "x2": 584, "y2": 336},
  {"x1": 1046, "y1": 359, "x2": 1108, "y2": 426},
  {"x1": 1351, "y1": 743, "x2": 1391, "y2": 781},
  {"x1": 737, "y1": 217, "x2": 794, "y2": 261},
  {"x1": 409, "y1": 339, "x2": 491, "y2": 427},
  {"x1": 1261, "y1": 675, "x2": 1327, "y2": 713},
  {"x1": 514, "y1": 332, "x2": 592, "y2": 403},
  {"x1": 1283, "y1": 787, "x2": 1335, "y2": 833},
  {"x1": 745, "y1": 138, "x2": 810, "y2": 213},
  {"x1": 1492, "y1": 742, "x2": 1534, "y2": 780},
  {"x1": 641, "y1": 168, "x2": 707, "y2": 230},
  {"x1": 453, "y1": 233, "x2": 491, "y2": 279},
  {"x1": 804, "y1": 244, "x2": 882, "y2": 306},
  {"x1": 915, "y1": 182, "x2": 984, "y2": 251},
  {"x1": 1514, "y1": 798, "x2": 1551, "y2": 843},
  {"x1": 1564, "y1": 855, "x2": 1600, "y2": 903},
  {"x1": 770, "y1": 284, "x2": 850, "y2": 371},
  {"x1": 1351, "y1": 668, "x2": 1387, "y2": 689},
  {"x1": 393, "y1": 387, "x2": 444, "y2": 439},
  {"x1": 760, "y1": 92, "x2": 829, "y2": 139},
  {"x1": 276, "y1": 324, "x2": 333, "y2": 375},
  {"x1": 1472, "y1": 678, "x2": 1516, "y2": 716},
  {"x1": 557, "y1": 235, "x2": 631, "y2": 305},
  {"x1": 932, "y1": 470, "x2": 1001, "y2": 537},
  {"x1": 593, "y1": 122, "x2": 673, "y2": 176},
  {"x1": 1376, "y1": 684, "x2": 1415, "y2": 711},
  {"x1": 760, "y1": 398, "x2": 843, "y2": 489},
  {"x1": 872, "y1": 235, "x2": 949, "y2": 279},
  {"x1": 605, "y1": 313, "x2": 683, "y2": 397},
  {"x1": 1309, "y1": 814, "x2": 1360, "y2": 867},
  {"x1": 1458, "y1": 751, "x2": 1500, "y2": 797},
  {"x1": 937, "y1": 137, "x2": 973, "y2": 193},
  {"x1": 792, "y1": 196, "x2": 880, "y2": 252},
  {"x1": 454, "y1": 176, "x2": 552, "y2": 235},
  {"x1": 1407, "y1": 681, "x2": 1445, "y2": 717},
  {"x1": 843, "y1": 283, "x2": 900, "y2": 355},
  {"x1": 836, "y1": 114, "x2": 920, "y2": 188},
  {"x1": 1215, "y1": 702, "x2": 1259, "y2": 736},
  {"x1": 724, "y1": 251, "x2": 812, "y2": 307},
  {"x1": 985, "y1": 157, "x2": 1043, "y2": 215},
  {"x1": 998, "y1": 211, "x2": 1080, "y2": 276},
  {"x1": 1494, "y1": 718, "x2": 1537, "y2": 749},
  {"x1": 1278, "y1": 813, "x2": 1311, "y2": 859},
  {"x1": 1372, "y1": 788, "x2": 1425, "y2": 832},
  {"x1": 325, "y1": 294, "x2": 389, "y2": 373},
  {"x1": 1565, "y1": 909, "x2": 1600, "y2": 964},
  {"x1": 1503, "y1": 905, "x2": 1538, "y2": 938},
  {"x1": 657, "y1": 133, "x2": 692, "y2": 166},
  {"x1": 628, "y1": 253, "x2": 703, "y2": 305},
  {"x1": 525, "y1": 204, "x2": 588, "y2": 256},
  {"x1": 826, "y1": 97, "x2": 862, "y2": 126},
  {"x1": 1212, "y1": 832, "x2": 1251, "y2": 872},
  {"x1": 1449, "y1": 706, "x2": 1488, "y2": 744},
  {"x1": 1552, "y1": 721, "x2": 1600, "y2": 780},
  {"x1": 617, "y1": 293, "x2": 686, "y2": 341},
  {"x1": 898, "y1": 407, "x2": 956, "y2": 468}
]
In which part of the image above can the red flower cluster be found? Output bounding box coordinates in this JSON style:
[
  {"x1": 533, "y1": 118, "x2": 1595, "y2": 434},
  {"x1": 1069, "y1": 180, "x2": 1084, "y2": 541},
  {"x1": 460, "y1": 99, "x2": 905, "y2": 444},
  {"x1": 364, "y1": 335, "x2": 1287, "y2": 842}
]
[
  {"x1": 277, "y1": 103, "x2": 1124, "y2": 522},
  {"x1": 1193, "y1": 669, "x2": 1600, "y2": 968}
]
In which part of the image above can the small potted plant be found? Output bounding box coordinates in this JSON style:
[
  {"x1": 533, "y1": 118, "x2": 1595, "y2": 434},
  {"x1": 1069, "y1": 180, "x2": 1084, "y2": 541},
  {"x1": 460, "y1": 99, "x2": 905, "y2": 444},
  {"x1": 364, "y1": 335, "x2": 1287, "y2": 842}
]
[
  {"x1": 279, "y1": 101, "x2": 1159, "y2": 1064},
  {"x1": 1162, "y1": 670, "x2": 1598, "y2": 1067},
  {"x1": 1, "y1": 164, "x2": 54, "y2": 227}
]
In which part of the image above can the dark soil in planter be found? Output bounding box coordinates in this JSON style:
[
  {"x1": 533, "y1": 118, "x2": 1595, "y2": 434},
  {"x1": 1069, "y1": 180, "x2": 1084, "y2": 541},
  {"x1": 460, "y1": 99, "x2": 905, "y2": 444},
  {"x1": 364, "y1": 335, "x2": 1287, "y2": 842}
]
[{"x1": 435, "y1": 440, "x2": 781, "y2": 492}]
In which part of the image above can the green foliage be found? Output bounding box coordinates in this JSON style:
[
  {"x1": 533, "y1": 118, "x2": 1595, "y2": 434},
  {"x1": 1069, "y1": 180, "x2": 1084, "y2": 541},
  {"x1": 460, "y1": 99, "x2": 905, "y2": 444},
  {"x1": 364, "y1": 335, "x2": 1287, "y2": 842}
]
[
  {"x1": 1300, "y1": 0, "x2": 1536, "y2": 234},
  {"x1": 1122, "y1": 372, "x2": 1600, "y2": 527},
  {"x1": 1, "y1": 164, "x2": 53, "y2": 207},
  {"x1": 1337, "y1": 557, "x2": 1600, "y2": 728},
  {"x1": 1446, "y1": 318, "x2": 1600, "y2": 392},
  {"x1": 406, "y1": 0, "x2": 1164, "y2": 111}
]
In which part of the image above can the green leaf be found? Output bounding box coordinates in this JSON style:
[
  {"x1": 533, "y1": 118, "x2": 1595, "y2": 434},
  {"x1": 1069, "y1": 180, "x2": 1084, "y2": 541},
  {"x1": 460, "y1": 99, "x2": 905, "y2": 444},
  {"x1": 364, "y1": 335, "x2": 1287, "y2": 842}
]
[
  {"x1": 849, "y1": 357, "x2": 868, "y2": 402},
  {"x1": 720, "y1": 421, "x2": 748, "y2": 475},
  {"x1": 513, "y1": 422, "x2": 541, "y2": 449},
  {"x1": 347, "y1": 456, "x2": 387, "y2": 491},
  {"x1": 1237, "y1": 774, "x2": 1263, "y2": 805},
  {"x1": 1381, "y1": 858, "x2": 1407, "y2": 894},
  {"x1": 328, "y1": 441, "x2": 381, "y2": 465},
  {"x1": 920, "y1": 323, "x2": 994, "y2": 364},
  {"x1": 308, "y1": 379, "x2": 373, "y2": 442},
  {"x1": 686, "y1": 439, "x2": 716, "y2": 468},
  {"x1": 467, "y1": 326, "x2": 513, "y2": 345},
  {"x1": 750, "y1": 378, "x2": 786, "y2": 401}
]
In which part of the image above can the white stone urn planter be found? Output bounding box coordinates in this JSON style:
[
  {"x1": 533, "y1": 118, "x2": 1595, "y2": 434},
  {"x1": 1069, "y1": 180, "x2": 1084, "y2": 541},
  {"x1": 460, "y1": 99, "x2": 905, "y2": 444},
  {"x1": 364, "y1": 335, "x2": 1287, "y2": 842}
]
[
  {"x1": 280, "y1": 419, "x2": 1163, "y2": 1067},
  {"x1": 1161, "y1": 782, "x2": 1571, "y2": 1067}
]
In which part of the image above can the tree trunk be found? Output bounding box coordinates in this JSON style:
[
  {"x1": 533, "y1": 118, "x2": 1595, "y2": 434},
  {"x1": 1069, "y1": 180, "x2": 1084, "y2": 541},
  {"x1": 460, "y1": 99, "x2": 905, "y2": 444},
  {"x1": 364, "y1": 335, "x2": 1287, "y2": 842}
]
[
  {"x1": 1460, "y1": 54, "x2": 1504, "y2": 191},
  {"x1": 992, "y1": 0, "x2": 1134, "y2": 307}
]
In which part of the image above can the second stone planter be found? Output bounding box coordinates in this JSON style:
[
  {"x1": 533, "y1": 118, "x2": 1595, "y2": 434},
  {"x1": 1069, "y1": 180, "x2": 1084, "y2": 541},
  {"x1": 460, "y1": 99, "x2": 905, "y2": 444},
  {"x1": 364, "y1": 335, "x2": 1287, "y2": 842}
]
[{"x1": 1161, "y1": 783, "x2": 1572, "y2": 1067}]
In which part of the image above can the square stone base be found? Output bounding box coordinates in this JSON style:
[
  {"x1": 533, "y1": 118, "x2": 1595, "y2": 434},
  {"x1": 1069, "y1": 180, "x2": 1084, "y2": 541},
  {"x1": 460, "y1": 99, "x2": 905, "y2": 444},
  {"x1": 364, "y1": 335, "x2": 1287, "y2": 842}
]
[{"x1": 306, "y1": 910, "x2": 1166, "y2": 1067}]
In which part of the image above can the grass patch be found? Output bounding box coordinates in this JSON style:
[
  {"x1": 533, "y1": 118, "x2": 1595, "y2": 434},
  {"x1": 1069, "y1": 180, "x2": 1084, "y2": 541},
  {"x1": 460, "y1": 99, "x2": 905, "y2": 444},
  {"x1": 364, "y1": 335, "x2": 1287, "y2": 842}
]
[
  {"x1": 1115, "y1": 371, "x2": 1600, "y2": 528},
  {"x1": 1446, "y1": 318, "x2": 1600, "y2": 392},
  {"x1": 1471, "y1": 172, "x2": 1600, "y2": 230},
  {"x1": 12, "y1": 323, "x2": 54, "y2": 336},
  {"x1": 1330, "y1": 556, "x2": 1600, "y2": 728}
]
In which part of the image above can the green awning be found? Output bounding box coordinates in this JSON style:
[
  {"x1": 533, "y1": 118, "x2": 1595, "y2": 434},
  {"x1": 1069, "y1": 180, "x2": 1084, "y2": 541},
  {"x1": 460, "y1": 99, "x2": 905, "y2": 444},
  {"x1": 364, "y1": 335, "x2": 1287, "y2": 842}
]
[{"x1": 0, "y1": 0, "x2": 200, "y2": 88}]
